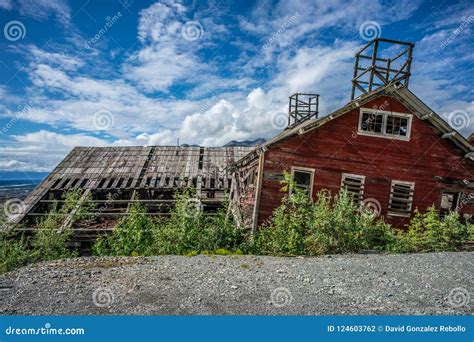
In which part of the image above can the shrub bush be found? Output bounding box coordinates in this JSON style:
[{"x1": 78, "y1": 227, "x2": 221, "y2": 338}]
[
  {"x1": 150, "y1": 192, "x2": 246, "y2": 255},
  {"x1": 252, "y1": 189, "x2": 310, "y2": 256},
  {"x1": 392, "y1": 206, "x2": 472, "y2": 253},
  {"x1": 93, "y1": 200, "x2": 155, "y2": 256},
  {"x1": 0, "y1": 232, "x2": 31, "y2": 273},
  {"x1": 252, "y1": 174, "x2": 398, "y2": 256},
  {"x1": 0, "y1": 189, "x2": 93, "y2": 273},
  {"x1": 94, "y1": 191, "x2": 247, "y2": 257}
]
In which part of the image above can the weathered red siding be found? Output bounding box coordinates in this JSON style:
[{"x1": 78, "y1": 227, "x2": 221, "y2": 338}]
[{"x1": 258, "y1": 95, "x2": 474, "y2": 227}]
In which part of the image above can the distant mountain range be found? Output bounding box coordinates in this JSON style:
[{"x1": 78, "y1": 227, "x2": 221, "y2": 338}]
[
  {"x1": 0, "y1": 171, "x2": 49, "y2": 181},
  {"x1": 224, "y1": 138, "x2": 266, "y2": 147}
]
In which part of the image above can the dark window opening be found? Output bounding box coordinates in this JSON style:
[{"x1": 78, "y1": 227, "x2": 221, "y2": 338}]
[
  {"x1": 440, "y1": 192, "x2": 459, "y2": 213},
  {"x1": 292, "y1": 169, "x2": 313, "y2": 195},
  {"x1": 51, "y1": 178, "x2": 62, "y2": 189},
  {"x1": 360, "y1": 112, "x2": 383, "y2": 133}
]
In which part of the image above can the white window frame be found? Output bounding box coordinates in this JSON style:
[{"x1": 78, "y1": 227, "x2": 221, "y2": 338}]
[
  {"x1": 290, "y1": 166, "x2": 315, "y2": 197},
  {"x1": 388, "y1": 180, "x2": 415, "y2": 217},
  {"x1": 341, "y1": 173, "x2": 365, "y2": 204},
  {"x1": 358, "y1": 108, "x2": 413, "y2": 141}
]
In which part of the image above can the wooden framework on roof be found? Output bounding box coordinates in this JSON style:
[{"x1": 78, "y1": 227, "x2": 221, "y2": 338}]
[
  {"x1": 13, "y1": 146, "x2": 251, "y2": 251},
  {"x1": 351, "y1": 38, "x2": 414, "y2": 100},
  {"x1": 288, "y1": 93, "x2": 319, "y2": 127}
]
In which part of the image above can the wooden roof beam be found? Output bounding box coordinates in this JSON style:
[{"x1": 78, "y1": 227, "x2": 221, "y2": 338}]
[{"x1": 442, "y1": 131, "x2": 457, "y2": 139}]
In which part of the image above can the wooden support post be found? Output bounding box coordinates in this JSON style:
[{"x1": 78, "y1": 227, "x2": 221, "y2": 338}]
[
  {"x1": 351, "y1": 54, "x2": 359, "y2": 100},
  {"x1": 251, "y1": 152, "x2": 265, "y2": 235},
  {"x1": 368, "y1": 39, "x2": 378, "y2": 93}
]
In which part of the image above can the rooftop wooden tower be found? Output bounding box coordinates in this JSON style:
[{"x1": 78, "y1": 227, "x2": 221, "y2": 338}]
[{"x1": 351, "y1": 38, "x2": 414, "y2": 100}]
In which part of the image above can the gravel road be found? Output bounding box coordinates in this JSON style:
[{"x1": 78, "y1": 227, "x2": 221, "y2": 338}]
[{"x1": 0, "y1": 252, "x2": 472, "y2": 315}]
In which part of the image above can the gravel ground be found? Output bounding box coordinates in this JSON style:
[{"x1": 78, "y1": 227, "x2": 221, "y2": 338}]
[{"x1": 0, "y1": 252, "x2": 472, "y2": 315}]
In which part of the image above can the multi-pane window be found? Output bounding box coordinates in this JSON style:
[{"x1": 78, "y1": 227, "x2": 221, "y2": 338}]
[
  {"x1": 388, "y1": 181, "x2": 415, "y2": 216},
  {"x1": 359, "y1": 109, "x2": 412, "y2": 140},
  {"x1": 341, "y1": 173, "x2": 365, "y2": 205},
  {"x1": 291, "y1": 167, "x2": 314, "y2": 197},
  {"x1": 360, "y1": 112, "x2": 383, "y2": 133},
  {"x1": 386, "y1": 116, "x2": 409, "y2": 137}
]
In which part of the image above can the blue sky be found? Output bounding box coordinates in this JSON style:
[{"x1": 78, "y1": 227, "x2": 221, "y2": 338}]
[{"x1": 0, "y1": 0, "x2": 472, "y2": 173}]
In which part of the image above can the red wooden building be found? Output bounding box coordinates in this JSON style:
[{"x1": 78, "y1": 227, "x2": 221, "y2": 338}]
[{"x1": 230, "y1": 39, "x2": 474, "y2": 230}]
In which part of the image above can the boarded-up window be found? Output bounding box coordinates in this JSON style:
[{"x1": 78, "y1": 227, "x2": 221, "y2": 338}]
[
  {"x1": 291, "y1": 167, "x2": 314, "y2": 197},
  {"x1": 388, "y1": 181, "x2": 415, "y2": 216},
  {"x1": 341, "y1": 173, "x2": 365, "y2": 205}
]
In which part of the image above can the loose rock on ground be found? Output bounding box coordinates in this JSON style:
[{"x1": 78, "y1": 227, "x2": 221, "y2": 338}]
[{"x1": 0, "y1": 252, "x2": 472, "y2": 315}]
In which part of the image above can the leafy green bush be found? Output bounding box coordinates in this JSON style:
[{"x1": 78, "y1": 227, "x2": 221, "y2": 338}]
[
  {"x1": 252, "y1": 174, "x2": 397, "y2": 256},
  {"x1": 2, "y1": 180, "x2": 472, "y2": 275},
  {"x1": 31, "y1": 205, "x2": 76, "y2": 262},
  {"x1": 93, "y1": 200, "x2": 155, "y2": 256},
  {"x1": 393, "y1": 206, "x2": 471, "y2": 253},
  {"x1": 150, "y1": 192, "x2": 246, "y2": 255},
  {"x1": 0, "y1": 189, "x2": 94, "y2": 273},
  {"x1": 29, "y1": 189, "x2": 92, "y2": 261},
  {"x1": 0, "y1": 232, "x2": 31, "y2": 273},
  {"x1": 94, "y1": 191, "x2": 247, "y2": 257},
  {"x1": 252, "y1": 189, "x2": 309, "y2": 256}
]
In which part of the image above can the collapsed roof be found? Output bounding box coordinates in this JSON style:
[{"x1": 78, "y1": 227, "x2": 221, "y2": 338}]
[{"x1": 14, "y1": 146, "x2": 252, "y2": 227}]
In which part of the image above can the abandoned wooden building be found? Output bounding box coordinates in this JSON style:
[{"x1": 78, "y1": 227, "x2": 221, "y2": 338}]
[
  {"x1": 10, "y1": 38, "x2": 474, "y2": 247},
  {"x1": 231, "y1": 38, "x2": 474, "y2": 230},
  {"x1": 11, "y1": 146, "x2": 251, "y2": 249}
]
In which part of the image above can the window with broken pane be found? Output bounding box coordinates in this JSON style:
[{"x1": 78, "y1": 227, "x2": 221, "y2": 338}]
[
  {"x1": 386, "y1": 115, "x2": 408, "y2": 136},
  {"x1": 360, "y1": 112, "x2": 383, "y2": 133}
]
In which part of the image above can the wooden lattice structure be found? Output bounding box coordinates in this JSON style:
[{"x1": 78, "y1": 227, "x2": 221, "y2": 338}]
[
  {"x1": 13, "y1": 146, "x2": 251, "y2": 251},
  {"x1": 288, "y1": 93, "x2": 319, "y2": 127},
  {"x1": 351, "y1": 38, "x2": 414, "y2": 100}
]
